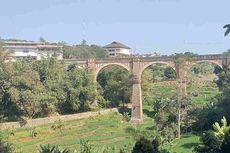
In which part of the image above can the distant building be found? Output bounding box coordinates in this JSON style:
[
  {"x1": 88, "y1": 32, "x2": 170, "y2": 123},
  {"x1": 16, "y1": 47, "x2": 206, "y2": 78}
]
[
  {"x1": 134, "y1": 52, "x2": 161, "y2": 58},
  {"x1": 3, "y1": 41, "x2": 63, "y2": 60},
  {"x1": 104, "y1": 41, "x2": 131, "y2": 57}
]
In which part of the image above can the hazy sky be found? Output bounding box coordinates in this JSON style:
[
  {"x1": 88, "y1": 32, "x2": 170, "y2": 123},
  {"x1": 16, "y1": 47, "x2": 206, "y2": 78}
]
[{"x1": 0, "y1": 0, "x2": 229, "y2": 54}]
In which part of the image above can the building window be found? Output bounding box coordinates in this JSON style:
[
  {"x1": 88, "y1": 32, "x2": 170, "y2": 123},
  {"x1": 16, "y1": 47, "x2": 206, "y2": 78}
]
[
  {"x1": 23, "y1": 49, "x2": 29, "y2": 53},
  {"x1": 109, "y1": 49, "x2": 115, "y2": 52}
]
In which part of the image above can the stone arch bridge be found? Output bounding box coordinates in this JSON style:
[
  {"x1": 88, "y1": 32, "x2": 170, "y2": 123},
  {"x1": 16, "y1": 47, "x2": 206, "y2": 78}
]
[{"x1": 64, "y1": 54, "x2": 230, "y2": 123}]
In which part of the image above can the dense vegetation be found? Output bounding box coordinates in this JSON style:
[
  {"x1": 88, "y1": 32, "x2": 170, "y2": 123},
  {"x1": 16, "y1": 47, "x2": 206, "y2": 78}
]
[
  {"x1": 0, "y1": 57, "x2": 99, "y2": 121},
  {"x1": 1, "y1": 39, "x2": 230, "y2": 152},
  {"x1": 97, "y1": 66, "x2": 132, "y2": 107},
  {"x1": 63, "y1": 40, "x2": 109, "y2": 59}
]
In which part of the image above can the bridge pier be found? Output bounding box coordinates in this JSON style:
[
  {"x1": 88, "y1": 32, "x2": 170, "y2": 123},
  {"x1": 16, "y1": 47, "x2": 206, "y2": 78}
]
[
  {"x1": 72, "y1": 55, "x2": 226, "y2": 124},
  {"x1": 130, "y1": 74, "x2": 143, "y2": 123},
  {"x1": 130, "y1": 59, "x2": 143, "y2": 123},
  {"x1": 176, "y1": 62, "x2": 188, "y2": 97},
  {"x1": 87, "y1": 59, "x2": 98, "y2": 106}
]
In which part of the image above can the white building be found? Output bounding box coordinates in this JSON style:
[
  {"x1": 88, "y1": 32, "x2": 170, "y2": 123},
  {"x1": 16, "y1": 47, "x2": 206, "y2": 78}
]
[
  {"x1": 3, "y1": 41, "x2": 63, "y2": 60},
  {"x1": 104, "y1": 41, "x2": 131, "y2": 57}
]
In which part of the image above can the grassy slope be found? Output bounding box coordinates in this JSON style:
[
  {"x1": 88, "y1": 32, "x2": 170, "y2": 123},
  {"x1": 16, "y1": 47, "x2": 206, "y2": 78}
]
[
  {"x1": 164, "y1": 135, "x2": 201, "y2": 153},
  {"x1": 3, "y1": 112, "x2": 201, "y2": 153},
  {"x1": 1, "y1": 74, "x2": 219, "y2": 153}
]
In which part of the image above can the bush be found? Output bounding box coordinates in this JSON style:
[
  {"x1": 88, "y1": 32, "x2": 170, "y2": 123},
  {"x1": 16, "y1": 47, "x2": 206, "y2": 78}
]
[
  {"x1": 0, "y1": 139, "x2": 13, "y2": 153},
  {"x1": 195, "y1": 117, "x2": 230, "y2": 153},
  {"x1": 132, "y1": 137, "x2": 168, "y2": 153},
  {"x1": 79, "y1": 139, "x2": 92, "y2": 153},
  {"x1": 122, "y1": 112, "x2": 131, "y2": 122},
  {"x1": 39, "y1": 144, "x2": 70, "y2": 153}
]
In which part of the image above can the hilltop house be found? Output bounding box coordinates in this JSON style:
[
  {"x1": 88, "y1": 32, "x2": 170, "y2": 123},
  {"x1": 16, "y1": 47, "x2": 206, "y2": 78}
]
[
  {"x1": 3, "y1": 41, "x2": 63, "y2": 61},
  {"x1": 104, "y1": 41, "x2": 131, "y2": 57}
]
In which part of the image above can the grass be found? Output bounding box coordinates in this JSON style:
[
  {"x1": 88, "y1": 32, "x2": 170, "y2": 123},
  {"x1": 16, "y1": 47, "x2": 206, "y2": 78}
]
[
  {"x1": 146, "y1": 74, "x2": 220, "y2": 106},
  {"x1": 164, "y1": 134, "x2": 201, "y2": 153},
  {"x1": 1, "y1": 74, "x2": 219, "y2": 153},
  {"x1": 1, "y1": 112, "x2": 154, "y2": 153},
  {"x1": 1, "y1": 111, "x2": 201, "y2": 153}
]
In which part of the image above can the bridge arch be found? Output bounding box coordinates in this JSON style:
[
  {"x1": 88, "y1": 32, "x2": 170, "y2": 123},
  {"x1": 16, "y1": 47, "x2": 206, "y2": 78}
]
[
  {"x1": 187, "y1": 60, "x2": 223, "y2": 71},
  {"x1": 140, "y1": 61, "x2": 176, "y2": 77},
  {"x1": 94, "y1": 63, "x2": 131, "y2": 81}
]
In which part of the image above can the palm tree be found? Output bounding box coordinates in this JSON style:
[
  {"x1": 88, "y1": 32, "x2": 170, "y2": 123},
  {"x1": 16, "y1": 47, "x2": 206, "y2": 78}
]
[{"x1": 223, "y1": 24, "x2": 230, "y2": 36}]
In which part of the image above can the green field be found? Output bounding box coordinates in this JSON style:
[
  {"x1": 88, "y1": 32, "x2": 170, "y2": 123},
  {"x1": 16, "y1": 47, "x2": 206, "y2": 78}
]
[
  {"x1": 147, "y1": 75, "x2": 220, "y2": 106},
  {"x1": 1, "y1": 74, "x2": 219, "y2": 153},
  {"x1": 1, "y1": 111, "x2": 200, "y2": 153}
]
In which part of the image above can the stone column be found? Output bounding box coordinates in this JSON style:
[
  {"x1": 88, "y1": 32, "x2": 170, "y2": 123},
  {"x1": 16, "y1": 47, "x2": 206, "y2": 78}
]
[
  {"x1": 224, "y1": 56, "x2": 230, "y2": 68},
  {"x1": 176, "y1": 61, "x2": 188, "y2": 97},
  {"x1": 176, "y1": 61, "x2": 188, "y2": 138},
  {"x1": 130, "y1": 59, "x2": 143, "y2": 123},
  {"x1": 87, "y1": 59, "x2": 96, "y2": 80},
  {"x1": 87, "y1": 59, "x2": 98, "y2": 106}
]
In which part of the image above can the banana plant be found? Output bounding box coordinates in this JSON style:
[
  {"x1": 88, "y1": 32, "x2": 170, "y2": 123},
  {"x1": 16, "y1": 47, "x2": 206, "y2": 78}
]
[
  {"x1": 223, "y1": 24, "x2": 230, "y2": 36},
  {"x1": 213, "y1": 117, "x2": 230, "y2": 141}
]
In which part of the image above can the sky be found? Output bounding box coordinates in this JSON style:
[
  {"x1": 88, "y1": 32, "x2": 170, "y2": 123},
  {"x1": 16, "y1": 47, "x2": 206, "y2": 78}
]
[{"x1": 0, "y1": 0, "x2": 229, "y2": 55}]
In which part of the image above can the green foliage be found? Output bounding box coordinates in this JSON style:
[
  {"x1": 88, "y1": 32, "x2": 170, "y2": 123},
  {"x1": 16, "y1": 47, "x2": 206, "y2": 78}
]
[
  {"x1": 132, "y1": 137, "x2": 168, "y2": 153},
  {"x1": 0, "y1": 139, "x2": 13, "y2": 153},
  {"x1": 223, "y1": 24, "x2": 230, "y2": 36},
  {"x1": 195, "y1": 117, "x2": 230, "y2": 153},
  {"x1": 51, "y1": 120, "x2": 64, "y2": 134},
  {"x1": 39, "y1": 144, "x2": 70, "y2": 153},
  {"x1": 79, "y1": 139, "x2": 92, "y2": 153},
  {"x1": 0, "y1": 57, "x2": 97, "y2": 122},
  {"x1": 173, "y1": 52, "x2": 195, "y2": 65},
  {"x1": 122, "y1": 112, "x2": 131, "y2": 122},
  {"x1": 164, "y1": 67, "x2": 176, "y2": 80},
  {"x1": 214, "y1": 65, "x2": 223, "y2": 74},
  {"x1": 30, "y1": 127, "x2": 39, "y2": 138},
  {"x1": 141, "y1": 65, "x2": 176, "y2": 98},
  {"x1": 97, "y1": 66, "x2": 132, "y2": 107},
  {"x1": 63, "y1": 43, "x2": 108, "y2": 59},
  {"x1": 132, "y1": 137, "x2": 155, "y2": 153},
  {"x1": 191, "y1": 62, "x2": 218, "y2": 75},
  {"x1": 119, "y1": 144, "x2": 132, "y2": 153},
  {"x1": 153, "y1": 97, "x2": 178, "y2": 143}
]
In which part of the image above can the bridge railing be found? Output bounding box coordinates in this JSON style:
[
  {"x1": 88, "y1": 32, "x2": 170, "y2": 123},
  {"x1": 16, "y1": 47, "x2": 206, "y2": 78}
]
[{"x1": 63, "y1": 54, "x2": 224, "y2": 62}]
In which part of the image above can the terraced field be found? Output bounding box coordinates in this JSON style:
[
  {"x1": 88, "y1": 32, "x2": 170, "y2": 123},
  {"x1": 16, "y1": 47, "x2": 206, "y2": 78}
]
[{"x1": 0, "y1": 74, "x2": 219, "y2": 153}]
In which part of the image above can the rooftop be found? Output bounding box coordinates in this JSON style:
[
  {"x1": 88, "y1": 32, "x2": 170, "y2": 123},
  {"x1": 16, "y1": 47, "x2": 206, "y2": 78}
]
[
  {"x1": 3, "y1": 41, "x2": 63, "y2": 48},
  {"x1": 104, "y1": 41, "x2": 131, "y2": 49}
]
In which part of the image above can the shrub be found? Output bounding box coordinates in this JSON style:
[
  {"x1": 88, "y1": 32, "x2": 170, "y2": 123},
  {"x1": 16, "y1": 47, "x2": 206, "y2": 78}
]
[
  {"x1": 195, "y1": 117, "x2": 230, "y2": 153},
  {"x1": 51, "y1": 120, "x2": 64, "y2": 134},
  {"x1": 122, "y1": 112, "x2": 131, "y2": 122},
  {"x1": 79, "y1": 139, "x2": 92, "y2": 153},
  {"x1": 39, "y1": 144, "x2": 70, "y2": 153},
  {"x1": 0, "y1": 139, "x2": 13, "y2": 153}
]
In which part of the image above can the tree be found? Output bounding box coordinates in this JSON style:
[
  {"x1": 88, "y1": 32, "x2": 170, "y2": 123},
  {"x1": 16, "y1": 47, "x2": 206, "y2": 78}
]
[
  {"x1": 7, "y1": 58, "x2": 46, "y2": 118},
  {"x1": 39, "y1": 37, "x2": 46, "y2": 42},
  {"x1": 223, "y1": 24, "x2": 230, "y2": 36},
  {"x1": 80, "y1": 39, "x2": 87, "y2": 45},
  {"x1": 97, "y1": 66, "x2": 132, "y2": 107},
  {"x1": 214, "y1": 65, "x2": 222, "y2": 75},
  {"x1": 164, "y1": 67, "x2": 176, "y2": 80},
  {"x1": 63, "y1": 44, "x2": 108, "y2": 59},
  {"x1": 132, "y1": 137, "x2": 169, "y2": 153}
]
